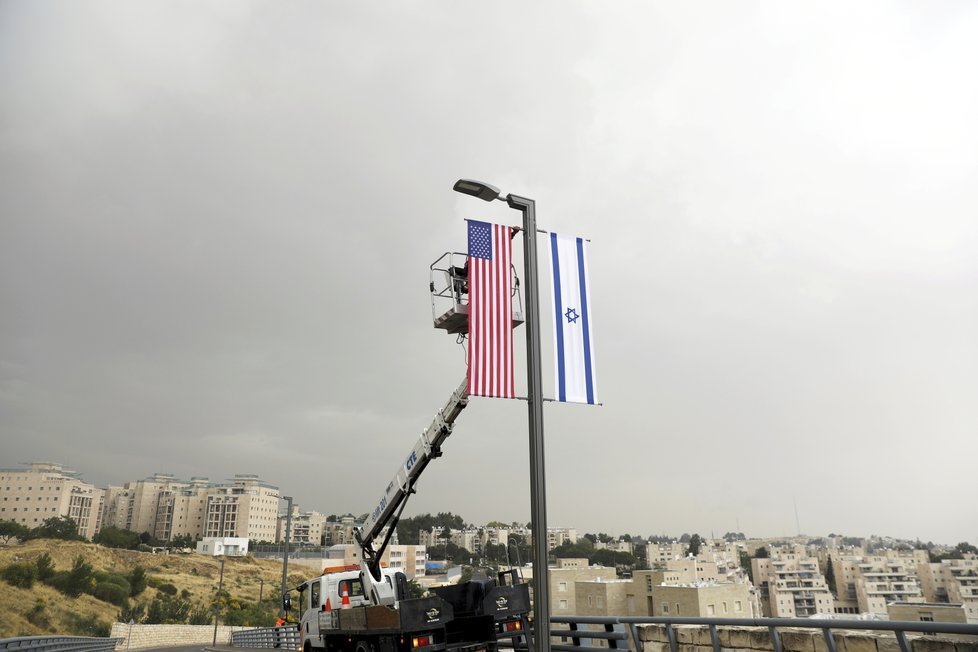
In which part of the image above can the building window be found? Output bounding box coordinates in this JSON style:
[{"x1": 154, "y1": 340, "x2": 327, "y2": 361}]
[
  {"x1": 707, "y1": 604, "x2": 715, "y2": 616},
  {"x1": 559, "y1": 582, "x2": 567, "y2": 592},
  {"x1": 559, "y1": 600, "x2": 568, "y2": 609},
  {"x1": 662, "y1": 603, "x2": 669, "y2": 614},
  {"x1": 735, "y1": 600, "x2": 743, "y2": 612}
]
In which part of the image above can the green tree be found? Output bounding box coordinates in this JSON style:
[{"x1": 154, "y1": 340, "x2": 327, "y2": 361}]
[
  {"x1": 170, "y1": 534, "x2": 194, "y2": 549},
  {"x1": 739, "y1": 550, "x2": 754, "y2": 583},
  {"x1": 755, "y1": 546, "x2": 770, "y2": 559},
  {"x1": 94, "y1": 526, "x2": 141, "y2": 550},
  {"x1": 129, "y1": 566, "x2": 148, "y2": 596},
  {"x1": 2, "y1": 562, "x2": 36, "y2": 588},
  {"x1": 685, "y1": 534, "x2": 702, "y2": 557},
  {"x1": 118, "y1": 602, "x2": 146, "y2": 624},
  {"x1": 145, "y1": 594, "x2": 192, "y2": 624},
  {"x1": 0, "y1": 519, "x2": 30, "y2": 544},
  {"x1": 35, "y1": 552, "x2": 55, "y2": 582},
  {"x1": 29, "y1": 516, "x2": 83, "y2": 541},
  {"x1": 53, "y1": 555, "x2": 94, "y2": 597},
  {"x1": 825, "y1": 556, "x2": 837, "y2": 596},
  {"x1": 406, "y1": 579, "x2": 425, "y2": 599}
]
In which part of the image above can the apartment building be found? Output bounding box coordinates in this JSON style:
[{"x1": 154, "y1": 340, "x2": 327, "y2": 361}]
[
  {"x1": 832, "y1": 554, "x2": 924, "y2": 616},
  {"x1": 919, "y1": 555, "x2": 978, "y2": 623},
  {"x1": 651, "y1": 581, "x2": 752, "y2": 618},
  {"x1": 302, "y1": 543, "x2": 427, "y2": 579},
  {"x1": 753, "y1": 548, "x2": 834, "y2": 617},
  {"x1": 0, "y1": 462, "x2": 104, "y2": 539},
  {"x1": 322, "y1": 516, "x2": 361, "y2": 546},
  {"x1": 154, "y1": 478, "x2": 210, "y2": 541},
  {"x1": 646, "y1": 542, "x2": 686, "y2": 566},
  {"x1": 594, "y1": 539, "x2": 634, "y2": 554},
  {"x1": 550, "y1": 558, "x2": 617, "y2": 617},
  {"x1": 276, "y1": 506, "x2": 330, "y2": 545},
  {"x1": 547, "y1": 527, "x2": 578, "y2": 551},
  {"x1": 204, "y1": 475, "x2": 279, "y2": 541}
]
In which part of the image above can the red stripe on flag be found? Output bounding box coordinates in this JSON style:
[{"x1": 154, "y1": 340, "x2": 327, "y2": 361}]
[{"x1": 467, "y1": 223, "x2": 514, "y2": 398}]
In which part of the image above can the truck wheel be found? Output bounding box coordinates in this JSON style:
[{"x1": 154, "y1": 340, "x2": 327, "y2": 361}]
[
  {"x1": 355, "y1": 641, "x2": 371, "y2": 652},
  {"x1": 304, "y1": 642, "x2": 313, "y2": 652}
]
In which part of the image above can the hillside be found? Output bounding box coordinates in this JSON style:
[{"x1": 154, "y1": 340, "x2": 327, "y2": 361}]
[{"x1": 0, "y1": 540, "x2": 310, "y2": 639}]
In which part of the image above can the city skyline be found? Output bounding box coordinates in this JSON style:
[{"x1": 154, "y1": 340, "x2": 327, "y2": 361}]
[
  {"x1": 2, "y1": 460, "x2": 972, "y2": 548},
  {"x1": 2, "y1": 3, "x2": 976, "y2": 548}
]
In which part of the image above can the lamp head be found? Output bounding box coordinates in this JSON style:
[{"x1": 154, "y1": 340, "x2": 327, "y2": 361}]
[{"x1": 453, "y1": 178, "x2": 501, "y2": 202}]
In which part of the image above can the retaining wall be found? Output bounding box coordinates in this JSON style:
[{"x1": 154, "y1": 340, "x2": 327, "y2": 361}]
[
  {"x1": 635, "y1": 624, "x2": 978, "y2": 652},
  {"x1": 108, "y1": 623, "x2": 250, "y2": 650}
]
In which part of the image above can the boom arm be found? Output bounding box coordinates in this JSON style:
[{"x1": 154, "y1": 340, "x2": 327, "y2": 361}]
[{"x1": 356, "y1": 378, "x2": 470, "y2": 606}]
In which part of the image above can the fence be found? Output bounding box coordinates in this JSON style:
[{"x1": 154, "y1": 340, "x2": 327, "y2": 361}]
[
  {"x1": 543, "y1": 616, "x2": 978, "y2": 652},
  {"x1": 0, "y1": 637, "x2": 121, "y2": 652},
  {"x1": 227, "y1": 616, "x2": 978, "y2": 652}
]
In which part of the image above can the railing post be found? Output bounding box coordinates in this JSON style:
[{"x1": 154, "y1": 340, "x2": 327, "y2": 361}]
[
  {"x1": 708, "y1": 625, "x2": 720, "y2": 652},
  {"x1": 894, "y1": 630, "x2": 911, "y2": 652},
  {"x1": 820, "y1": 627, "x2": 838, "y2": 652},
  {"x1": 768, "y1": 626, "x2": 783, "y2": 652},
  {"x1": 665, "y1": 624, "x2": 678, "y2": 652}
]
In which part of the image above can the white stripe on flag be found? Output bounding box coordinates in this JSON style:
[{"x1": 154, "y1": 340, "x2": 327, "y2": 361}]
[
  {"x1": 467, "y1": 220, "x2": 514, "y2": 398},
  {"x1": 549, "y1": 232, "x2": 597, "y2": 404}
]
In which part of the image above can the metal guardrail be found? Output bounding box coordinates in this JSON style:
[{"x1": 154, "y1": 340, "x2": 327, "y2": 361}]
[
  {"x1": 230, "y1": 625, "x2": 300, "y2": 649},
  {"x1": 229, "y1": 616, "x2": 978, "y2": 652},
  {"x1": 0, "y1": 637, "x2": 121, "y2": 652},
  {"x1": 527, "y1": 616, "x2": 978, "y2": 652}
]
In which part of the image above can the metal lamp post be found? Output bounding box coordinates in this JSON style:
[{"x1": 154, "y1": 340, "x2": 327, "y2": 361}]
[
  {"x1": 213, "y1": 557, "x2": 225, "y2": 645},
  {"x1": 279, "y1": 496, "x2": 293, "y2": 619},
  {"x1": 452, "y1": 179, "x2": 550, "y2": 652}
]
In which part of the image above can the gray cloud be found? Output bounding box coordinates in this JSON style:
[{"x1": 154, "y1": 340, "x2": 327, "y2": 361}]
[{"x1": 1, "y1": 1, "x2": 976, "y2": 544}]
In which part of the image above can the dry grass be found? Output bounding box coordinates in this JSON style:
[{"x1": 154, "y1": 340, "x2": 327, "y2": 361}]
[{"x1": 0, "y1": 540, "x2": 311, "y2": 639}]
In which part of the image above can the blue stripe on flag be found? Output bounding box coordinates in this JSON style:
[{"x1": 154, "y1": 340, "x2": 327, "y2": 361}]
[
  {"x1": 550, "y1": 233, "x2": 566, "y2": 402},
  {"x1": 576, "y1": 237, "x2": 595, "y2": 404}
]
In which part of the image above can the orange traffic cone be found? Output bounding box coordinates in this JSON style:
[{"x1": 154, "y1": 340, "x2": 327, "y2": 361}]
[
  {"x1": 324, "y1": 597, "x2": 331, "y2": 612},
  {"x1": 341, "y1": 587, "x2": 351, "y2": 609}
]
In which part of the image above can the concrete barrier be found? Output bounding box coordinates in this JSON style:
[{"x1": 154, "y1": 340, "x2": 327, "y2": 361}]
[{"x1": 108, "y1": 623, "x2": 250, "y2": 650}]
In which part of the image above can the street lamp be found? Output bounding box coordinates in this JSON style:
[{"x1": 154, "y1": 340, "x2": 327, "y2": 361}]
[
  {"x1": 279, "y1": 496, "x2": 293, "y2": 619},
  {"x1": 212, "y1": 557, "x2": 225, "y2": 645},
  {"x1": 453, "y1": 178, "x2": 550, "y2": 652}
]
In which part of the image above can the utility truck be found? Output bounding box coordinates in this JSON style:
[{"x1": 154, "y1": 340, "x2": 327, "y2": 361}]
[{"x1": 284, "y1": 381, "x2": 531, "y2": 652}]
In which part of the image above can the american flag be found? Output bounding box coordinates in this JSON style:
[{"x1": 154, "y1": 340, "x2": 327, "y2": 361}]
[{"x1": 467, "y1": 219, "x2": 514, "y2": 399}]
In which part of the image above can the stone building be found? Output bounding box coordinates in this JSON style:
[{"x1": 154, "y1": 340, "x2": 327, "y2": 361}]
[{"x1": 0, "y1": 462, "x2": 104, "y2": 539}]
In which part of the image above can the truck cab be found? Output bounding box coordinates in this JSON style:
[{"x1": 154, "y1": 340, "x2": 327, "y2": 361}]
[{"x1": 295, "y1": 567, "x2": 406, "y2": 646}]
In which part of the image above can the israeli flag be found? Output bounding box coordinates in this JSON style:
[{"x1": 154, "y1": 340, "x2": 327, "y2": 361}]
[{"x1": 549, "y1": 232, "x2": 598, "y2": 404}]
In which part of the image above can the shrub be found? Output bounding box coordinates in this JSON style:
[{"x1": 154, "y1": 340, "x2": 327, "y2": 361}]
[
  {"x1": 2, "y1": 562, "x2": 36, "y2": 588},
  {"x1": 27, "y1": 598, "x2": 50, "y2": 628},
  {"x1": 129, "y1": 566, "x2": 148, "y2": 596},
  {"x1": 94, "y1": 581, "x2": 130, "y2": 606},
  {"x1": 34, "y1": 552, "x2": 55, "y2": 582},
  {"x1": 93, "y1": 571, "x2": 131, "y2": 595},
  {"x1": 188, "y1": 605, "x2": 212, "y2": 625},
  {"x1": 65, "y1": 612, "x2": 110, "y2": 637},
  {"x1": 118, "y1": 601, "x2": 146, "y2": 624},
  {"x1": 145, "y1": 594, "x2": 191, "y2": 624}
]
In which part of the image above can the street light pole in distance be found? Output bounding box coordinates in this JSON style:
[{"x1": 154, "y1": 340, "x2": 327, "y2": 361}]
[
  {"x1": 279, "y1": 496, "x2": 293, "y2": 619},
  {"x1": 452, "y1": 179, "x2": 550, "y2": 652}
]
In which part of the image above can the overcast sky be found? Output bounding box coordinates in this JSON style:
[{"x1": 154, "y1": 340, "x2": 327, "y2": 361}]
[{"x1": 2, "y1": 1, "x2": 976, "y2": 546}]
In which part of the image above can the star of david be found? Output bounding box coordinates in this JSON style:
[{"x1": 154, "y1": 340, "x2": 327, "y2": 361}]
[{"x1": 564, "y1": 307, "x2": 580, "y2": 324}]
